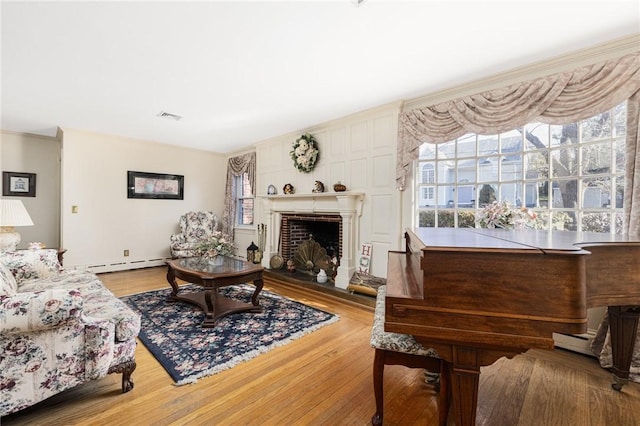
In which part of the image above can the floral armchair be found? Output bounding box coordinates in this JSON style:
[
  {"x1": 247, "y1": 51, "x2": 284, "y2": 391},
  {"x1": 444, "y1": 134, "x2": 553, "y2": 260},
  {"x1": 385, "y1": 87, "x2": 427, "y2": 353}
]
[
  {"x1": 169, "y1": 211, "x2": 220, "y2": 258},
  {"x1": 0, "y1": 249, "x2": 140, "y2": 416}
]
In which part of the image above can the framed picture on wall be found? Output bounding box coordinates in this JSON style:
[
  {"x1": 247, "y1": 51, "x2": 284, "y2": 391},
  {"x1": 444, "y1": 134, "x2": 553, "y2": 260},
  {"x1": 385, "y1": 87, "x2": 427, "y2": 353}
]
[
  {"x1": 127, "y1": 171, "x2": 184, "y2": 200},
  {"x1": 2, "y1": 172, "x2": 36, "y2": 197}
]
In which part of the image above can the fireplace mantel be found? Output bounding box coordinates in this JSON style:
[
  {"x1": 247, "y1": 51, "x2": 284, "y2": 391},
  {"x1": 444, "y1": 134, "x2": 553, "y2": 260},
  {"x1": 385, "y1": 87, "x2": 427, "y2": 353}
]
[{"x1": 261, "y1": 192, "x2": 364, "y2": 289}]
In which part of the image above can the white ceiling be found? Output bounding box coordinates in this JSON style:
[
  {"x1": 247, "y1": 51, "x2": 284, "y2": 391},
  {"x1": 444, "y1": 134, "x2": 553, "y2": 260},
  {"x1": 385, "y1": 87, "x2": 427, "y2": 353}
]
[{"x1": 2, "y1": 1, "x2": 639, "y2": 153}]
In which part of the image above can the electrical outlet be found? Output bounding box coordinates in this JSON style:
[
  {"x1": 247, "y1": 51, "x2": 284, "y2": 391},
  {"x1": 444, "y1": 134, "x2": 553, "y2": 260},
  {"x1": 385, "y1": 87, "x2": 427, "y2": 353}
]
[{"x1": 124, "y1": 250, "x2": 129, "y2": 257}]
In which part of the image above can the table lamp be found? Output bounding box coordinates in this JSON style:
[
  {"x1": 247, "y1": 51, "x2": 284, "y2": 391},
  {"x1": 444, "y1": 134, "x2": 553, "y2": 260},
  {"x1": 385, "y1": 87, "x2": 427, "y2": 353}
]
[{"x1": 0, "y1": 199, "x2": 34, "y2": 251}]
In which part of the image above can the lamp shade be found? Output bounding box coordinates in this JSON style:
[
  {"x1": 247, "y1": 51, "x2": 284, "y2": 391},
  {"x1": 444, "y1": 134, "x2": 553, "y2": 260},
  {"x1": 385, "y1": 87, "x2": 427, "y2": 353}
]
[{"x1": 0, "y1": 199, "x2": 34, "y2": 227}]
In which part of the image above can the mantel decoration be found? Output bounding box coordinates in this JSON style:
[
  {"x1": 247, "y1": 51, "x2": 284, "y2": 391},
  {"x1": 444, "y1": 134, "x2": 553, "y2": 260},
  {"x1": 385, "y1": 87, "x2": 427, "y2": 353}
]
[
  {"x1": 476, "y1": 201, "x2": 536, "y2": 230},
  {"x1": 290, "y1": 133, "x2": 319, "y2": 173},
  {"x1": 196, "y1": 231, "x2": 235, "y2": 259}
]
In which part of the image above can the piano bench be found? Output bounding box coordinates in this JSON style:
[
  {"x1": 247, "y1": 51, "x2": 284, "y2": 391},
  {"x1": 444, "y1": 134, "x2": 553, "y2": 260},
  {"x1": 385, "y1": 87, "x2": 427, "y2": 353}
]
[{"x1": 370, "y1": 286, "x2": 449, "y2": 426}]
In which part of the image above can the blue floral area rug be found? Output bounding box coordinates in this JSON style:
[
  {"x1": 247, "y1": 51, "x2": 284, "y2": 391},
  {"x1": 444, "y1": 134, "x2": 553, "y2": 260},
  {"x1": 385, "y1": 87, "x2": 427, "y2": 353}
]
[{"x1": 121, "y1": 284, "x2": 339, "y2": 385}]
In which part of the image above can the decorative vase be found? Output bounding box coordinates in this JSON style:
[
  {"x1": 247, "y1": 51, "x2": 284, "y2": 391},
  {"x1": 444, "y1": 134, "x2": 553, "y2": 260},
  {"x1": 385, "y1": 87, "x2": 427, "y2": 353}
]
[
  {"x1": 317, "y1": 269, "x2": 328, "y2": 283},
  {"x1": 333, "y1": 182, "x2": 346, "y2": 192}
]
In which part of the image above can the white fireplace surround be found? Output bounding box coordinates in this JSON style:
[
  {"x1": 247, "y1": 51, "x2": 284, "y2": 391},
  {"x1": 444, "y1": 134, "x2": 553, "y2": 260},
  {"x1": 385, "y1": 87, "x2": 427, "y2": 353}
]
[{"x1": 261, "y1": 192, "x2": 364, "y2": 289}]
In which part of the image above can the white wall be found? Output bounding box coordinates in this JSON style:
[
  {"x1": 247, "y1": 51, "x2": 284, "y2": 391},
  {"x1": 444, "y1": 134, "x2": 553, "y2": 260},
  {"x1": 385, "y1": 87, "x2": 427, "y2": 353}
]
[
  {"x1": 60, "y1": 128, "x2": 226, "y2": 271},
  {"x1": 255, "y1": 102, "x2": 403, "y2": 278},
  {"x1": 1, "y1": 131, "x2": 61, "y2": 248}
]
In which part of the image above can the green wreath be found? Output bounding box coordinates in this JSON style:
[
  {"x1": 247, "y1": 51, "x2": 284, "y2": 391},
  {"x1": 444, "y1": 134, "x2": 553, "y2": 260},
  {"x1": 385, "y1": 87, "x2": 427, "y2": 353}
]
[{"x1": 290, "y1": 133, "x2": 319, "y2": 173}]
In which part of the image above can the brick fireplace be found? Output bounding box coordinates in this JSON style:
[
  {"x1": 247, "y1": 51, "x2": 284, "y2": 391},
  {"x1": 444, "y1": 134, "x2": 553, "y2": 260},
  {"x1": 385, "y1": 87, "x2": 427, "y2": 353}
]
[
  {"x1": 280, "y1": 213, "x2": 342, "y2": 266},
  {"x1": 261, "y1": 192, "x2": 364, "y2": 289}
]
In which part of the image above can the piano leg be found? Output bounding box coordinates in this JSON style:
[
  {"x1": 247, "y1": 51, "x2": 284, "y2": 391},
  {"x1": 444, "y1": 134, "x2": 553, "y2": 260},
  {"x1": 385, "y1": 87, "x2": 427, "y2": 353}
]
[
  {"x1": 450, "y1": 347, "x2": 481, "y2": 426},
  {"x1": 608, "y1": 305, "x2": 640, "y2": 391}
]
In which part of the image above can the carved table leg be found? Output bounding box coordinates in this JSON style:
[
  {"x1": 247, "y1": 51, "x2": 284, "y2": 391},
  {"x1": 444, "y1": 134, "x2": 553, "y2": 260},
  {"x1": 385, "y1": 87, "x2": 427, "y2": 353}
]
[
  {"x1": 204, "y1": 289, "x2": 217, "y2": 325},
  {"x1": 166, "y1": 265, "x2": 180, "y2": 296},
  {"x1": 252, "y1": 278, "x2": 264, "y2": 306},
  {"x1": 608, "y1": 305, "x2": 640, "y2": 391}
]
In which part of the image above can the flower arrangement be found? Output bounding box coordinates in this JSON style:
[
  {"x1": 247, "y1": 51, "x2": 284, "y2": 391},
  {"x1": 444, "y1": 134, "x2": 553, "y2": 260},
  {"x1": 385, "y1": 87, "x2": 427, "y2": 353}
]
[
  {"x1": 290, "y1": 133, "x2": 319, "y2": 173},
  {"x1": 196, "y1": 231, "x2": 235, "y2": 258},
  {"x1": 476, "y1": 201, "x2": 537, "y2": 230}
]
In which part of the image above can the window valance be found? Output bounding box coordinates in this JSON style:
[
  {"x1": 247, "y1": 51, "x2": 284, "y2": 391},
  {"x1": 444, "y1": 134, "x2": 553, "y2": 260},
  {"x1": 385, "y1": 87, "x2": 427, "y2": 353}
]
[
  {"x1": 396, "y1": 52, "x2": 640, "y2": 191},
  {"x1": 222, "y1": 152, "x2": 256, "y2": 237}
]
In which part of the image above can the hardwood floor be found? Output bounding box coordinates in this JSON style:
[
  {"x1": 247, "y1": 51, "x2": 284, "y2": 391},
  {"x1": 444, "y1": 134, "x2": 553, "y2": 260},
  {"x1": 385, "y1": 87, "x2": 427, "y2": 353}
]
[{"x1": 2, "y1": 266, "x2": 639, "y2": 425}]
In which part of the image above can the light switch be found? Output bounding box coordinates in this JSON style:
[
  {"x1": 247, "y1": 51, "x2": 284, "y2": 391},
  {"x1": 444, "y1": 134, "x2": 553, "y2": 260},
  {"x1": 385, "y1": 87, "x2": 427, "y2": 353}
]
[{"x1": 72, "y1": 205, "x2": 79, "y2": 213}]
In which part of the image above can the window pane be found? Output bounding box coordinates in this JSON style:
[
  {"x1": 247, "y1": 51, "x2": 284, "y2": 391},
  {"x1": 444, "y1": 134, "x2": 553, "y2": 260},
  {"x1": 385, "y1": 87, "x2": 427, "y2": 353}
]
[
  {"x1": 441, "y1": 185, "x2": 455, "y2": 208},
  {"x1": 583, "y1": 177, "x2": 611, "y2": 209},
  {"x1": 537, "y1": 181, "x2": 549, "y2": 207},
  {"x1": 551, "y1": 146, "x2": 578, "y2": 178},
  {"x1": 419, "y1": 144, "x2": 436, "y2": 160},
  {"x1": 613, "y1": 212, "x2": 624, "y2": 234},
  {"x1": 477, "y1": 184, "x2": 497, "y2": 207},
  {"x1": 500, "y1": 154, "x2": 522, "y2": 181},
  {"x1": 524, "y1": 122, "x2": 550, "y2": 149},
  {"x1": 456, "y1": 159, "x2": 476, "y2": 184},
  {"x1": 550, "y1": 211, "x2": 573, "y2": 231},
  {"x1": 237, "y1": 198, "x2": 254, "y2": 225},
  {"x1": 477, "y1": 158, "x2": 495, "y2": 182},
  {"x1": 499, "y1": 182, "x2": 522, "y2": 207},
  {"x1": 418, "y1": 209, "x2": 435, "y2": 227},
  {"x1": 582, "y1": 212, "x2": 612, "y2": 233},
  {"x1": 437, "y1": 141, "x2": 455, "y2": 160},
  {"x1": 419, "y1": 186, "x2": 435, "y2": 207},
  {"x1": 524, "y1": 151, "x2": 548, "y2": 179},
  {"x1": 436, "y1": 211, "x2": 456, "y2": 227},
  {"x1": 581, "y1": 110, "x2": 611, "y2": 142},
  {"x1": 614, "y1": 137, "x2": 626, "y2": 173},
  {"x1": 549, "y1": 125, "x2": 564, "y2": 147},
  {"x1": 551, "y1": 179, "x2": 578, "y2": 209},
  {"x1": 456, "y1": 185, "x2": 475, "y2": 208},
  {"x1": 522, "y1": 182, "x2": 540, "y2": 208},
  {"x1": 582, "y1": 142, "x2": 611, "y2": 175},
  {"x1": 615, "y1": 178, "x2": 624, "y2": 208},
  {"x1": 478, "y1": 134, "x2": 498, "y2": 156},
  {"x1": 499, "y1": 129, "x2": 522, "y2": 154},
  {"x1": 458, "y1": 210, "x2": 476, "y2": 228},
  {"x1": 457, "y1": 134, "x2": 476, "y2": 157}
]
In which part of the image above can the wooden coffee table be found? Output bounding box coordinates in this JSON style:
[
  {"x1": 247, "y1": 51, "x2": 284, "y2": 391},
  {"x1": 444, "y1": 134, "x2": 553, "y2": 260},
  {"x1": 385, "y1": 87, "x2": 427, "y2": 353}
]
[{"x1": 165, "y1": 256, "x2": 264, "y2": 328}]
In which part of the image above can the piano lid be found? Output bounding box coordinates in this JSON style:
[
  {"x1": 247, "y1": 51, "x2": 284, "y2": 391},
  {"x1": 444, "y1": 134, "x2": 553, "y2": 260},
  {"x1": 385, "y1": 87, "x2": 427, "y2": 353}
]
[
  {"x1": 411, "y1": 228, "x2": 540, "y2": 253},
  {"x1": 468, "y1": 228, "x2": 640, "y2": 252}
]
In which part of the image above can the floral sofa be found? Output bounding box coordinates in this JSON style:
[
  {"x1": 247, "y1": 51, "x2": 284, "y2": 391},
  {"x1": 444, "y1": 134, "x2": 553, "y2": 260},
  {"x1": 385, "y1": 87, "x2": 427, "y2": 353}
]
[
  {"x1": 0, "y1": 249, "x2": 141, "y2": 416},
  {"x1": 170, "y1": 211, "x2": 220, "y2": 258}
]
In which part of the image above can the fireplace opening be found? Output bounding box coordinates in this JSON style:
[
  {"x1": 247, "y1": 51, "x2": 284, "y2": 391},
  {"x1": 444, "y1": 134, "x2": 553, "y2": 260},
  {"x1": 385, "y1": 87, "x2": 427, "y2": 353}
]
[{"x1": 279, "y1": 214, "x2": 342, "y2": 280}]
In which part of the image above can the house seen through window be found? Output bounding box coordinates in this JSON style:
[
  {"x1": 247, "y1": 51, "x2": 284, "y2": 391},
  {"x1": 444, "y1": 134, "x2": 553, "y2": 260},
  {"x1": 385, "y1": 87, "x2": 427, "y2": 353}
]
[
  {"x1": 416, "y1": 102, "x2": 627, "y2": 234},
  {"x1": 235, "y1": 173, "x2": 254, "y2": 226}
]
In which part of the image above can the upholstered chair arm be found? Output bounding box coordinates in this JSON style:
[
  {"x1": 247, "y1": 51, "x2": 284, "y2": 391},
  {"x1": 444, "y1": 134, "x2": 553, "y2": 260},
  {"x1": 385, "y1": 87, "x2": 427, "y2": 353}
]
[
  {"x1": 0, "y1": 249, "x2": 63, "y2": 285},
  {"x1": 170, "y1": 233, "x2": 187, "y2": 245},
  {"x1": 83, "y1": 315, "x2": 116, "y2": 379},
  {"x1": 0, "y1": 289, "x2": 83, "y2": 334}
]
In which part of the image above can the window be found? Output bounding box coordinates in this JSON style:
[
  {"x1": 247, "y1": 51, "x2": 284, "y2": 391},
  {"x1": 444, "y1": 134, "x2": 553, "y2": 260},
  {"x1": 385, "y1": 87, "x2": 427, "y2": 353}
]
[
  {"x1": 235, "y1": 173, "x2": 253, "y2": 226},
  {"x1": 416, "y1": 103, "x2": 626, "y2": 233}
]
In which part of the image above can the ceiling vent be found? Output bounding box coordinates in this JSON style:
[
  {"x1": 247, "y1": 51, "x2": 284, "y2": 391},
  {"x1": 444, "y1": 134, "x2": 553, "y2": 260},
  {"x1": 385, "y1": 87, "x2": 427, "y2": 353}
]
[{"x1": 157, "y1": 111, "x2": 182, "y2": 121}]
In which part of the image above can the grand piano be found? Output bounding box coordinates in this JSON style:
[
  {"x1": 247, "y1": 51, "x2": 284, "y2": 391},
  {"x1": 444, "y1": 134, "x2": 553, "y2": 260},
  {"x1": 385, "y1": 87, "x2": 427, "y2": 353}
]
[{"x1": 384, "y1": 228, "x2": 640, "y2": 425}]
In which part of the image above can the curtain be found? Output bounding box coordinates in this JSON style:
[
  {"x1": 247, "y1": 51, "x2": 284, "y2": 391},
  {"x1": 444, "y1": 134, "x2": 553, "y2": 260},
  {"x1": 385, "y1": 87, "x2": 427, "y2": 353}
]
[
  {"x1": 221, "y1": 152, "x2": 256, "y2": 239},
  {"x1": 624, "y1": 91, "x2": 640, "y2": 237},
  {"x1": 396, "y1": 52, "x2": 640, "y2": 194}
]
